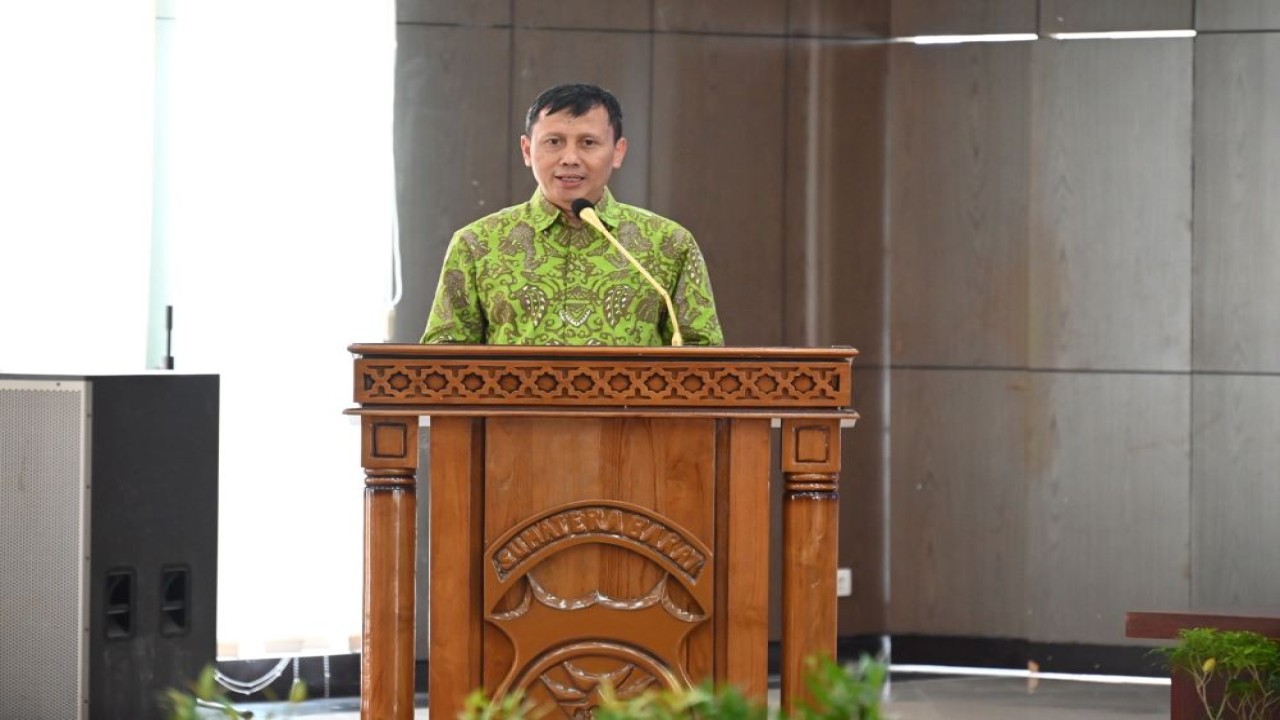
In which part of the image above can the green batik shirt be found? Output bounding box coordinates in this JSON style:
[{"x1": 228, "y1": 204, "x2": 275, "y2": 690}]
[{"x1": 422, "y1": 188, "x2": 724, "y2": 346}]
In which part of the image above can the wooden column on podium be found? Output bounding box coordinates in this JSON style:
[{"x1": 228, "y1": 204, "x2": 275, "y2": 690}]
[{"x1": 348, "y1": 344, "x2": 858, "y2": 720}]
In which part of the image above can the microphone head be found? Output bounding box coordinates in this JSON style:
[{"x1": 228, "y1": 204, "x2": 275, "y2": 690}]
[{"x1": 570, "y1": 198, "x2": 595, "y2": 218}]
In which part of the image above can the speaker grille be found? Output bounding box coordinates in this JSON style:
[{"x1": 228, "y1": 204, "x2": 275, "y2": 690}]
[{"x1": 0, "y1": 380, "x2": 88, "y2": 720}]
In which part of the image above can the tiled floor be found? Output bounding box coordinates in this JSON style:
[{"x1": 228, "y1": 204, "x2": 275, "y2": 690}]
[
  {"x1": 230, "y1": 672, "x2": 1171, "y2": 719},
  {"x1": 883, "y1": 674, "x2": 1169, "y2": 719}
]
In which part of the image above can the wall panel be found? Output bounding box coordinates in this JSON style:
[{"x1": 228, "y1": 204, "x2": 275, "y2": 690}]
[
  {"x1": 840, "y1": 368, "x2": 887, "y2": 635},
  {"x1": 1028, "y1": 38, "x2": 1192, "y2": 371},
  {"x1": 1192, "y1": 34, "x2": 1280, "y2": 373},
  {"x1": 514, "y1": 0, "x2": 652, "y2": 31},
  {"x1": 387, "y1": 0, "x2": 1280, "y2": 668},
  {"x1": 888, "y1": 369, "x2": 1028, "y2": 638},
  {"x1": 1040, "y1": 0, "x2": 1192, "y2": 34},
  {"x1": 393, "y1": 25, "x2": 511, "y2": 341},
  {"x1": 396, "y1": 0, "x2": 510, "y2": 26},
  {"x1": 890, "y1": 0, "x2": 1035, "y2": 36},
  {"x1": 781, "y1": 31, "x2": 889, "y2": 628},
  {"x1": 888, "y1": 42, "x2": 1031, "y2": 368},
  {"x1": 1192, "y1": 376, "x2": 1280, "y2": 606},
  {"x1": 1197, "y1": 0, "x2": 1280, "y2": 30},
  {"x1": 784, "y1": 40, "x2": 887, "y2": 351},
  {"x1": 510, "y1": 29, "x2": 653, "y2": 209},
  {"x1": 788, "y1": 0, "x2": 889, "y2": 38},
  {"x1": 650, "y1": 35, "x2": 788, "y2": 346},
  {"x1": 1025, "y1": 372, "x2": 1191, "y2": 645},
  {"x1": 654, "y1": 0, "x2": 787, "y2": 35}
]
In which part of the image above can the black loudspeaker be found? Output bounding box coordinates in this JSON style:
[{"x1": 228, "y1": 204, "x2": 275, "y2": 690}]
[{"x1": 0, "y1": 374, "x2": 218, "y2": 720}]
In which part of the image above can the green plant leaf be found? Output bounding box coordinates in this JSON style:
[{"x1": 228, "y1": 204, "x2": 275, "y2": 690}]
[{"x1": 288, "y1": 677, "x2": 309, "y2": 703}]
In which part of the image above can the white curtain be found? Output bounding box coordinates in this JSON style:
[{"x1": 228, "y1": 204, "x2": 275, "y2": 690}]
[
  {"x1": 0, "y1": 0, "x2": 395, "y2": 658},
  {"x1": 168, "y1": 1, "x2": 394, "y2": 654},
  {"x1": 0, "y1": 2, "x2": 154, "y2": 372}
]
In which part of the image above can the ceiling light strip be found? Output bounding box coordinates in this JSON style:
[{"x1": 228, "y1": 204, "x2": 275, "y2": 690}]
[
  {"x1": 1047, "y1": 29, "x2": 1197, "y2": 40},
  {"x1": 903, "y1": 33, "x2": 1038, "y2": 45}
]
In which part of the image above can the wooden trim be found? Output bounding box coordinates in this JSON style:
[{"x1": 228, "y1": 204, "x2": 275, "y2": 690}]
[
  {"x1": 355, "y1": 357, "x2": 851, "y2": 408},
  {"x1": 781, "y1": 418, "x2": 842, "y2": 474},
  {"x1": 718, "y1": 419, "x2": 771, "y2": 700},
  {"x1": 352, "y1": 345, "x2": 857, "y2": 718},
  {"x1": 426, "y1": 417, "x2": 485, "y2": 720},
  {"x1": 347, "y1": 406, "x2": 856, "y2": 421},
  {"x1": 780, "y1": 418, "x2": 841, "y2": 716},
  {"x1": 360, "y1": 416, "x2": 418, "y2": 720},
  {"x1": 350, "y1": 343, "x2": 858, "y2": 362},
  {"x1": 1125, "y1": 609, "x2": 1280, "y2": 640}
]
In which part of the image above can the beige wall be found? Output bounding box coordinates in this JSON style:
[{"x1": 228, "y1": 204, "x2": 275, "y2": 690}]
[{"x1": 395, "y1": 0, "x2": 1280, "y2": 655}]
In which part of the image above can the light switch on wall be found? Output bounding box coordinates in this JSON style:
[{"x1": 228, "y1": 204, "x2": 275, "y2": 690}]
[{"x1": 837, "y1": 567, "x2": 852, "y2": 597}]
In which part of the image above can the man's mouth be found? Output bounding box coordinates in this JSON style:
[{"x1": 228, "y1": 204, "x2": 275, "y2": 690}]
[{"x1": 557, "y1": 174, "x2": 584, "y2": 183}]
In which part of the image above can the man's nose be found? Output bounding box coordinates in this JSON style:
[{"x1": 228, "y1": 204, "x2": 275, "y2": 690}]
[{"x1": 559, "y1": 146, "x2": 581, "y2": 165}]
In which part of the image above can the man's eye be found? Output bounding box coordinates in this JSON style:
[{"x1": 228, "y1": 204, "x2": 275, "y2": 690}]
[
  {"x1": 582, "y1": 138, "x2": 597, "y2": 147},
  {"x1": 545, "y1": 138, "x2": 562, "y2": 147}
]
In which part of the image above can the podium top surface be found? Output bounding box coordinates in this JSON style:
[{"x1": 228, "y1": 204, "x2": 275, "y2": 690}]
[
  {"x1": 349, "y1": 343, "x2": 857, "y2": 361},
  {"x1": 349, "y1": 344, "x2": 857, "y2": 415}
]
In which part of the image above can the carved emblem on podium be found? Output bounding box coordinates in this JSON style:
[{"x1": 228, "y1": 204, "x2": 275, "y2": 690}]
[{"x1": 484, "y1": 500, "x2": 714, "y2": 716}]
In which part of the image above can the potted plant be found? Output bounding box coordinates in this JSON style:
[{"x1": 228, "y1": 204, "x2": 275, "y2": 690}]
[
  {"x1": 462, "y1": 655, "x2": 887, "y2": 720},
  {"x1": 1159, "y1": 627, "x2": 1280, "y2": 720}
]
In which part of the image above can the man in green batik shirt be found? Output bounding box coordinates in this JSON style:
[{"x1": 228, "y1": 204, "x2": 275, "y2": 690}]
[{"x1": 421, "y1": 83, "x2": 724, "y2": 346}]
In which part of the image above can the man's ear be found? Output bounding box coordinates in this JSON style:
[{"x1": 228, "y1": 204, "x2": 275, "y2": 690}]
[
  {"x1": 520, "y1": 135, "x2": 532, "y2": 167},
  {"x1": 612, "y1": 136, "x2": 628, "y2": 169}
]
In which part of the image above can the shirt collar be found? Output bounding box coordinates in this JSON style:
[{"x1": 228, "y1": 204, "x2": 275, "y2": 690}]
[{"x1": 529, "y1": 187, "x2": 621, "y2": 232}]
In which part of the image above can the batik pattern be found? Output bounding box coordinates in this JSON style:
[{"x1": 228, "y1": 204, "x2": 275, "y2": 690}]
[{"x1": 423, "y1": 189, "x2": 724, "y2": 346}]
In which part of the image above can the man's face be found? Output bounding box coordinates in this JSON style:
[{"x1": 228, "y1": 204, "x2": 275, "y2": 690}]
[{"x1": 521, "y1": 104, "x2": 627, "y2": 216}]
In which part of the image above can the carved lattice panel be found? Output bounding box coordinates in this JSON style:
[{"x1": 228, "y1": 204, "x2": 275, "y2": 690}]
[{"x1": 356, "y1": 359, "x2": 849, "y2": 407}]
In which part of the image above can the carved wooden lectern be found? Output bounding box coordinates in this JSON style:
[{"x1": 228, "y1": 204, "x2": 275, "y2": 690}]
[{"x1": 348, "y1": 344, "x2": 857, "y2": 720}]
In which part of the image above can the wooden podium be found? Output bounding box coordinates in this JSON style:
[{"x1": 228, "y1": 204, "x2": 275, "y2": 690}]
[{"x1": 347, "y1": 344, "x2": 858, "y2": 720}]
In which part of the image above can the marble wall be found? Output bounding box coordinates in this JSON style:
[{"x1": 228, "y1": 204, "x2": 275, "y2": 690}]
[{"x1": 394, "y1": 0, "x2": 1280, "y2": 656}]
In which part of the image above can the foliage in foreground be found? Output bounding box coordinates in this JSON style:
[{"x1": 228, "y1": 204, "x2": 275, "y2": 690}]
[
  {"x1": 461, "y1": 655, "x2": 887, "y2": 720},
  {"x1": 162, "y1": 664, "x2": 307, "y2": 720},
  {"x1": 1157, "y1": 627, "x2": 1280, "y2": 720}
]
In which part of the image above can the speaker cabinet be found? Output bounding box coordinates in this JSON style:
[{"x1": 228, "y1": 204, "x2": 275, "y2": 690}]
[{"x1": 0, "y1": 374, "x2": 218, "y2": 720}]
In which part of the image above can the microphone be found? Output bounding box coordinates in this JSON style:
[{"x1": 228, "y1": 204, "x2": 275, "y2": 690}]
[{"x1": 571, "y1": 198, "x2": 683, "y2": 347}]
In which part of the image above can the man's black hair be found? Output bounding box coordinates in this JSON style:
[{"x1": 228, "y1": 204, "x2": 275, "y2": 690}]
[{"x1": 525, "y1": 83, "x2": 624, "y2": 142}]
